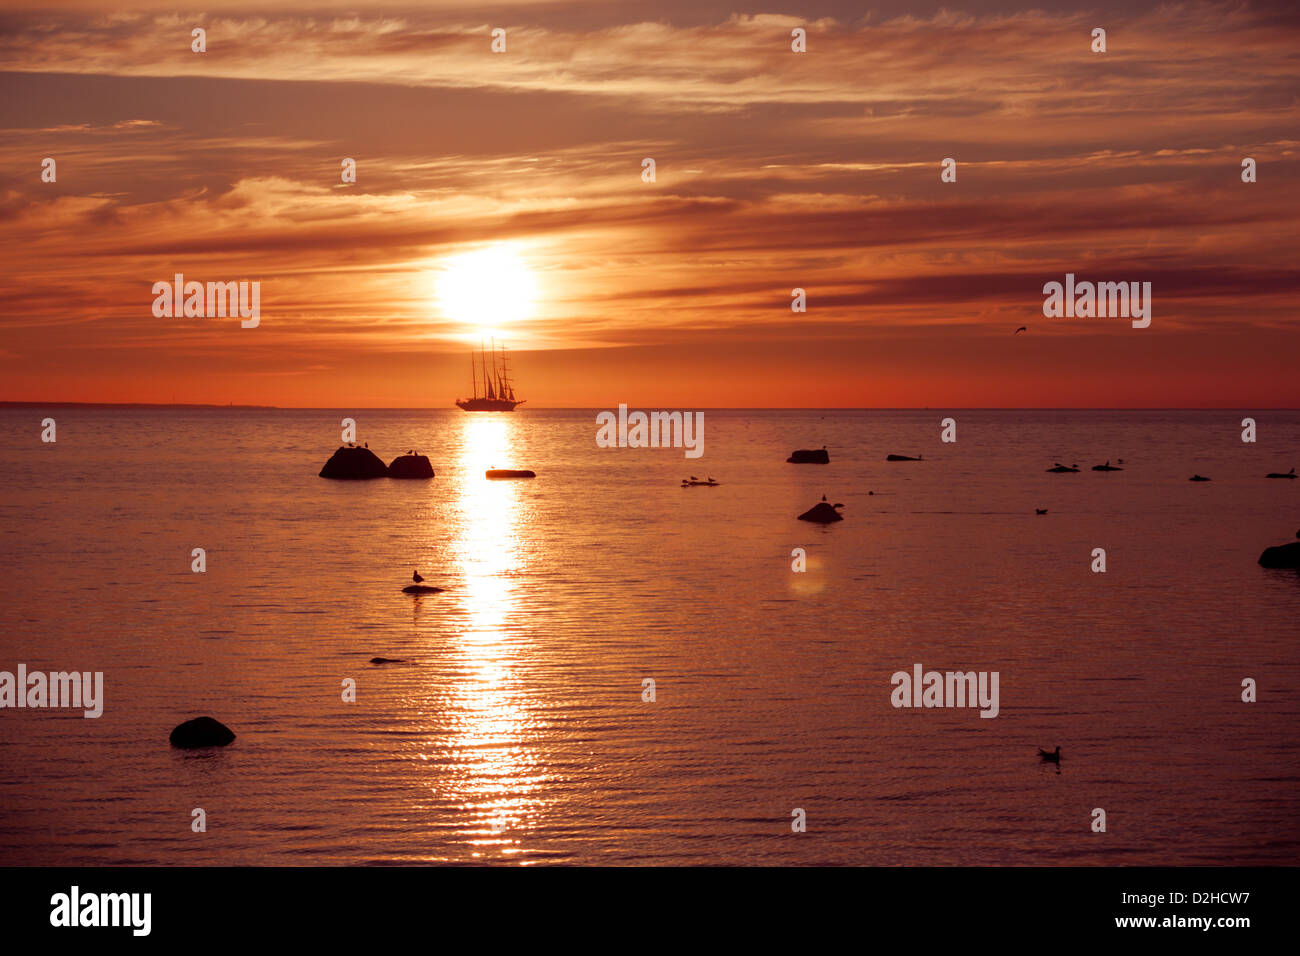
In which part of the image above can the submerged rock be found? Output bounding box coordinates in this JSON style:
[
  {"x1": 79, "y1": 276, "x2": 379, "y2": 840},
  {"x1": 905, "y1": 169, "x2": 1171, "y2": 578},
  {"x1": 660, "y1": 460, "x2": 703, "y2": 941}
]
[
  {"x1": 787, "y1": 449, "x2": 829, "y2": 464},
  {"x1": 402, "y1": 584, "x2": 444, "y2": 594},
  {"x1": 486, "y1": 469, "x2": 535, "y2": 479},
  {"x1": 369, "y1": 657, "x2": 407, "y2": 664},
  {"x1": 388, "y1": 454, "x2": 434, "y2": 478},
  {"x1": 319, "y1": 446, "x2": 389, "y2": 479},
  {"x1": 169, "y1": 716, "x2": 236, "y2": 749},
  {"x1": 1189, "y1": 474, "x2": 1211, "y2": 482},
  {"x1": 1265, "y1": 468, "x2": 1296, "y2": 479},
  {"x1": 886, "y1": 454, "x2": 922, "y2": 461},
  {"x1": 798, "y1": 501, "x2": 843, "y2": 523}
]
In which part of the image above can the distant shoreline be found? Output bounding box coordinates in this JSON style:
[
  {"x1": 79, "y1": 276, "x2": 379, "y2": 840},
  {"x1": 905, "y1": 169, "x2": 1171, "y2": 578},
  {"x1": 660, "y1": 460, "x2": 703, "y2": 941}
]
[
  {"x1": 0, "y1": 401, "x2": 277, "y2": 409},
  {"x1": 2, "y1": 402, "x2": 1298, "y2": 411}
]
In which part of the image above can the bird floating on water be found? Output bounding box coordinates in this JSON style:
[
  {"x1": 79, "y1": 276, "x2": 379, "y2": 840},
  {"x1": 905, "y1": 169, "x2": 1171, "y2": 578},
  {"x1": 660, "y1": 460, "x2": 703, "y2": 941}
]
[{"x1": 1036, "y1": 508, "x2": 1048, "y2": 515}]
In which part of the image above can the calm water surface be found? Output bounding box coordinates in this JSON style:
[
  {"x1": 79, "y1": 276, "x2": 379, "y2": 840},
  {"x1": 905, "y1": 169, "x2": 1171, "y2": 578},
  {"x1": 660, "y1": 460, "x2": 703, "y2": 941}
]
[{"x1": 1, "y1": 408, "x2": 1297, "y2": 865}]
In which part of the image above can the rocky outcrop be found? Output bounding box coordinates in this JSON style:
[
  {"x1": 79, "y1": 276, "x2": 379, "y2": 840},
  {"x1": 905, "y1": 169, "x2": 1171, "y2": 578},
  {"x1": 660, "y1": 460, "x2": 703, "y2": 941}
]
[
  {"x1": 787, "y1": 449, "x2": 829, "y2": 464},
  {"x1": 798, "y1": 501, "x2": 843, "y2": 523},
  {"x1": 1259, "y1": 533, "x2": 1300, "y2": 568},
  {"x1": 319, "y1": 446, "x2": 389, "y2": 479},
  {"x1": 169, "y1": 716, "x2": 236, "y2": 749},
  {"x1": 388, "y1": 454, "x2": 434, "y2": 478}
]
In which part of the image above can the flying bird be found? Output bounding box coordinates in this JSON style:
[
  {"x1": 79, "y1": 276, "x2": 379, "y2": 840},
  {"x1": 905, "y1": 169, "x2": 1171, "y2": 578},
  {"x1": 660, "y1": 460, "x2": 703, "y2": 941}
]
[{"x1": 1014, "y1": 326, "x2": 1027, "y2": 334}]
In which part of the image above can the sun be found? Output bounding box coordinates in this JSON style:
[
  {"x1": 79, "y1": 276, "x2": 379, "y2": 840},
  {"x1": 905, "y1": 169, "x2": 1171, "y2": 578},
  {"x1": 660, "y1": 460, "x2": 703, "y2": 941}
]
[{"x1": 435, "y1": 244, "x2": 536, "y2": 338}]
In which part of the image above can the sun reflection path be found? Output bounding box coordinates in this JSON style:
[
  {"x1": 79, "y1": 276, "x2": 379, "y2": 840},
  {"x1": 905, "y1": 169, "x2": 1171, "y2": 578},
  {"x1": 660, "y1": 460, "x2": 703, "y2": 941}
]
[{"x1": 436, "y1": 414, "x2": 546, "y2": 856}]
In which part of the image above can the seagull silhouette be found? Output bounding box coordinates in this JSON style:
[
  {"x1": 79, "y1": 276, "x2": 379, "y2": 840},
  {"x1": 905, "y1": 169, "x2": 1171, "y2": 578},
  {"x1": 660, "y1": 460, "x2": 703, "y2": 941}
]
[
  {"x1": 412, "y1": 570, "x2": 424, "y2": 584},
  {"x1": 1014, "y1": 326, "x2": 1027, "y2": 334},
  {"x1": 1038, "y1": 746, "x2": 1061, "y2": 763}
]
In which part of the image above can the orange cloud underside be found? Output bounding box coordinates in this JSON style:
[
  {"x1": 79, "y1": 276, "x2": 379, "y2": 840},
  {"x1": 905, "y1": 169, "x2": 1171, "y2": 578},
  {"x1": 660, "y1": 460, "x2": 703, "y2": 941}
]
[{"x1": 1, "y1": 3, "x2": 1297, "y2": 406}]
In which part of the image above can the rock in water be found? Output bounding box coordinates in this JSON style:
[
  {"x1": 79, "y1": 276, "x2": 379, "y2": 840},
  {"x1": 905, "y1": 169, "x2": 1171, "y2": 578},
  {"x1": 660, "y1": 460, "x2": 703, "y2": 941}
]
[
  {"x1": 486, "y1": 469, "x2": 535, "y2": 479},
  {"x1": 402, "y1": 584, "x2": 444, "y2": 594},
  {"x1": 787, "y1": 449, "x2": 829, "y2": 464},
  {"x1": 1258, "y1": 541, "x2": 1300, "y2": 568},
  {"x1": 369, "y1": 657, "x2": 406, "y2": 664},
  {"x1": 798, "y1": 502, "x2": 843, "y2": 523},
  {"x1": 319, "y1": 446, "x2": 389, "y2": 479},
  {"x1": 169, "y1": 716, "x2": 236, "y2": 749},
  {"x1": 886, "y1": 454, "x2": 922, "y2": 461},
  {"x1": 388, "y1": 454, "x2": 435, "y2": 478}
]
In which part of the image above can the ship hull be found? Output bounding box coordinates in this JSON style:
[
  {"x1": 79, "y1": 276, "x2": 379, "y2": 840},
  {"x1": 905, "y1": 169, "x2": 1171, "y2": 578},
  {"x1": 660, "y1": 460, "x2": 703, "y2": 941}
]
[{"x1": 456, "y1": 398, "x2": 524, "y2": 412}]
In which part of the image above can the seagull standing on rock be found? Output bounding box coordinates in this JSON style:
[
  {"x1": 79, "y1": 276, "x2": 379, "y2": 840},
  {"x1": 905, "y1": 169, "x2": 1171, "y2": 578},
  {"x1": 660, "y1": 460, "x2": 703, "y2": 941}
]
[{"x1": 413, "y1": 570, "x2": 424, "y2": 584}]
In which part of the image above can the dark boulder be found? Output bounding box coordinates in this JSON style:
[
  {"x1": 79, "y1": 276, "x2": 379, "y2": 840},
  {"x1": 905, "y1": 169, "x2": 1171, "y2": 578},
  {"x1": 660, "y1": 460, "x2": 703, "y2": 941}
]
[
  {"x1": 798, "y1": 502, "x2": 843, "y2": 523},
  {"x1": 402, "y1": 584, "x2": 444, "y2": 594},
  {"x1": 169, "y1": 716, "x2": 236, "y2": 749},
  {"x1": 1259, "y1": 538, "x2": 1300, "y2": 568},
  {"x1": 319, "y1": 446, "x2": 389, "y2": 479},
  {"x1": 787, "y1": 449, "x2": 829, "y2": 464},
  {"x1": 388, "y1": 454, "x2": 434, "y2": 478}
]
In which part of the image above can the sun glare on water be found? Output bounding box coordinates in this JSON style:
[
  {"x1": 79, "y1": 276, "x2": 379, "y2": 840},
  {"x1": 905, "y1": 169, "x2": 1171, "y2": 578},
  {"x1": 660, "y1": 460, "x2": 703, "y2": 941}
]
[{"x1": 436, "y1": 244, "x2": 537, "y2": 339}]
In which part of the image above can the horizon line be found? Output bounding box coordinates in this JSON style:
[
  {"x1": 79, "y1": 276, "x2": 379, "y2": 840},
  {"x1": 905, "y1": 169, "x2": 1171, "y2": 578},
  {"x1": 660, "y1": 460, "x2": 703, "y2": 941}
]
[{"x1": 4, "y1": 402, "x2": 1299, "y2": 412}]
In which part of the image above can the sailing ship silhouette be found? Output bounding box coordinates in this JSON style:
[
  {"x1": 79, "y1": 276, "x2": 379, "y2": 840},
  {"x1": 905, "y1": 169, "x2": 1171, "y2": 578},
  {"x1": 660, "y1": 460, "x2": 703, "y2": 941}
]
[{"x1": 456, "y1": 338, "x2": 525, "y2": 412}]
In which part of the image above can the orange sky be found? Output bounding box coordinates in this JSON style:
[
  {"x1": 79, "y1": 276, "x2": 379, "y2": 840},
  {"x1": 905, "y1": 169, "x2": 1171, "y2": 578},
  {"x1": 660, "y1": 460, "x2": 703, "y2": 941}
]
[{"x1": 1, "y1": 1, "x2": 1298, "y2": 407}]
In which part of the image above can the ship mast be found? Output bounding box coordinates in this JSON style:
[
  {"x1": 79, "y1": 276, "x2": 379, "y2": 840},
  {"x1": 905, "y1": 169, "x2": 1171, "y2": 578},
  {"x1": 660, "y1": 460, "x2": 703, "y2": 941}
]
[
  {"x1": 491, "y1": 335, "x2": 502, "y2": 399},
  {"x1": 500, "y1": 346, "x2": 514, "y2": 401}
]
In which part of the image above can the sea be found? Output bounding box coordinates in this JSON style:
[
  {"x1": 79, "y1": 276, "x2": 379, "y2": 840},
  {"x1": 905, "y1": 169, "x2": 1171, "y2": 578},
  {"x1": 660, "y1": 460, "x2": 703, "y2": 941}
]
[{"x1": 0, "y1": 407, "x2": 1297, "y2": 865}]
